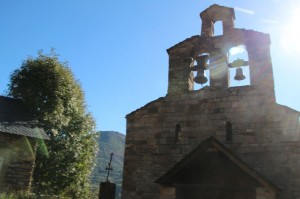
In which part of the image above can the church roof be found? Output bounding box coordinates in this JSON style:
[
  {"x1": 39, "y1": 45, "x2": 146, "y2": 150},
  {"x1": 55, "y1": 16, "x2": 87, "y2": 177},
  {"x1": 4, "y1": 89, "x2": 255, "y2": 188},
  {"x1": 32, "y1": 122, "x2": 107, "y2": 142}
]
[{"x1": 0, "y1": 96, "x2": 49, "y2": 140}]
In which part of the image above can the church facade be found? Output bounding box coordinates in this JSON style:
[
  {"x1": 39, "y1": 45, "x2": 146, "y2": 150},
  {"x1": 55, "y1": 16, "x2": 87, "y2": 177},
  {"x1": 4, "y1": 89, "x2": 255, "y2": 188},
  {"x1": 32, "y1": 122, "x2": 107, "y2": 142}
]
[{"x1": 122, "y1": 5, "x2": 300, "y2": 199}]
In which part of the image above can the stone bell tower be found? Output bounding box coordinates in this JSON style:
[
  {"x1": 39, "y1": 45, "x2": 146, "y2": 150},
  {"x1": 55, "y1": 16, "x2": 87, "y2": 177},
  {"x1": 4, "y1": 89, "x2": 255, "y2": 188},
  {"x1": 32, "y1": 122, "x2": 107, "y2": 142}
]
[
  {"x1": 122, "y1": 4, "x2": 300, "y2": 199},
  {"x1": 167, "y1": 4, "x2": 274, "y2": 97}
]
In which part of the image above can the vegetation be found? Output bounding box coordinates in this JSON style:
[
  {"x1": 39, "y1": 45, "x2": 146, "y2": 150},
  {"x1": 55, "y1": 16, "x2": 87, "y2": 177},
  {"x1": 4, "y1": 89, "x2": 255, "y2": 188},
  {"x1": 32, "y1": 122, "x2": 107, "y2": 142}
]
[
  {"x1": 91, "y1": 131, "x2": 125, "y2": 199},
  {"x1": 0, "y1": 192, "x2": 34, "y2": 199},
  {"x1": 0, "y1": 191, "x2": 71, "y2": 199},
  {"x1": 8, "y1": 51, "x2": 98, "y2": 198}
]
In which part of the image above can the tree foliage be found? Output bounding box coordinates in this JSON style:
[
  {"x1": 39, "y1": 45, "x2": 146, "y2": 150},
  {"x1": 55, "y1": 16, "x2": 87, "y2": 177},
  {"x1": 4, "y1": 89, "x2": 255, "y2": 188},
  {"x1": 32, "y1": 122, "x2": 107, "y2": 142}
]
[{"x1": 8, "y1": 51, "x2": 98, "y2": 198}]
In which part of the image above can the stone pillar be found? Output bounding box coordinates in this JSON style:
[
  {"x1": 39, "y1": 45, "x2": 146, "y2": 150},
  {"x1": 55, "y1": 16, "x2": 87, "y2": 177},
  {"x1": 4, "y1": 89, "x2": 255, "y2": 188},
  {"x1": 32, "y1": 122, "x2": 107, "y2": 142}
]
[
  {"x1": 247, "y1": 34, "x2": 275, "y2": 100},
  {"x1": 167, "y1": 55, "x2": 194, "y2": 95},
  {"x1": 201, "y1": 17, "x2": 214, "y2": 37},
  {"x1": 222, "y1": 18, "x2": 235, "y2": 34},
  {"x1": 99, "y1": 181, "x2": 116, "y2": 199},
  {"x1": 209, "y1": 51, "x2": 229, "y2": 88}
]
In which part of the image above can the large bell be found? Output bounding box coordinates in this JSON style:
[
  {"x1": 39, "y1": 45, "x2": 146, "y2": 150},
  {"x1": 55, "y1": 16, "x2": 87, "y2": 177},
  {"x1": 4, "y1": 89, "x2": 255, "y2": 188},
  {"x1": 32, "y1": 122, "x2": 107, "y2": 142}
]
[
  {"x1": 195, "y1": 54, "x2": 209, "y2": 70},
  {"x1": 194, "y1": 69, "x2": 208, "y2": 84},
  {"x1": 234, "y1": 67, "x2": 246, "y2": 81}
]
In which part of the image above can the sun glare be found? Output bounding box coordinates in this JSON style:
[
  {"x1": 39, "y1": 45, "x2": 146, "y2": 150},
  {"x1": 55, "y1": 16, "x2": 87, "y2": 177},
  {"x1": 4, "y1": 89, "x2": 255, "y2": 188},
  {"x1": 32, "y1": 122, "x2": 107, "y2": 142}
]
[
  {"x1": 280, "y1": 8, "x2": 300, "y2": 55},
  {"x1": 229, "y1": 45, "x2": 246, "y2": 56}
]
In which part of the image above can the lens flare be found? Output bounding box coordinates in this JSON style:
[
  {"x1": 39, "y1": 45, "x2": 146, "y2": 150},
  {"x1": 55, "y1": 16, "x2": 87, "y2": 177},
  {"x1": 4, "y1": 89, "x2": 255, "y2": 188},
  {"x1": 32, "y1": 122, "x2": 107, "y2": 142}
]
[{"x1": 280, "y1": 8, "x2": 300, "y2": 55}]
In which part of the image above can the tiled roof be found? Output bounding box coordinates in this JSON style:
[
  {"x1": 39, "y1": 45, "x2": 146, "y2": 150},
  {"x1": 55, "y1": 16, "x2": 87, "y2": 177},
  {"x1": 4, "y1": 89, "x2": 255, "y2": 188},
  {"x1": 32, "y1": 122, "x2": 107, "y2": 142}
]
[{"x1": 0, "y1": 96, "x2": 49, "y2": 140}]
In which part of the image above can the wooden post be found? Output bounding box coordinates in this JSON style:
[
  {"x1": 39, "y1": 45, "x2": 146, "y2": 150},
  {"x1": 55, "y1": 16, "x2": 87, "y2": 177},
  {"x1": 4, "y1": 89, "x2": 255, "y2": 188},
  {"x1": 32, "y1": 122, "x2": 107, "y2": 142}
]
[{"x1": 99, "y1": 181, "x2": 116, "y2": 199}]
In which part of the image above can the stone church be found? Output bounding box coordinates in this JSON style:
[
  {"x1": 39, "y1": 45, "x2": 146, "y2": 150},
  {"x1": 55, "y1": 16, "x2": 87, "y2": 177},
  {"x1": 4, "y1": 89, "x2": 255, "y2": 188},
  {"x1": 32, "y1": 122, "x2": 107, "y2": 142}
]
[{"x1": 122, "y1": 4, "x2": 300, "y2": 199}]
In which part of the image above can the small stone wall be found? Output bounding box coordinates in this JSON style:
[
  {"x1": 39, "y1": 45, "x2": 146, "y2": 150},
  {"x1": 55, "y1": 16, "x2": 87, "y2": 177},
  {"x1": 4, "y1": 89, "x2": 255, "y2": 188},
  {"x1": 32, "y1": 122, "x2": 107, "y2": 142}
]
[
  {"x1": 159, "y1": 186, "x2": 175, "y2": 199},
  {"x1": 0, "y1": 133, "x2": 36, "y2": 191}
]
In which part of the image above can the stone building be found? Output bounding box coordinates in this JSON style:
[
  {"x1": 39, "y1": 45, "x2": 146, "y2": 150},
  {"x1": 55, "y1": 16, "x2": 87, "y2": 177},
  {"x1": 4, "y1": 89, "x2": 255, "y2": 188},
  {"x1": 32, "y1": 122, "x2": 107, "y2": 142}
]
[
  {"x1": 122, "y1": 4, "x2": 300, "y2": 199},
  {"x1": 0, "y1": 96, "x2": 49, "y2": 191}
]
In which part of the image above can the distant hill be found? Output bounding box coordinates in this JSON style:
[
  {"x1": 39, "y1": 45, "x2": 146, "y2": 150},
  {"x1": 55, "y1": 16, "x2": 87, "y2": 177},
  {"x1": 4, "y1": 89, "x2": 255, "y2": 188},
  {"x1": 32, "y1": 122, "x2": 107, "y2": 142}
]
[{"x1": 91, "y1": 131, "x2": 125, "y2": 199}]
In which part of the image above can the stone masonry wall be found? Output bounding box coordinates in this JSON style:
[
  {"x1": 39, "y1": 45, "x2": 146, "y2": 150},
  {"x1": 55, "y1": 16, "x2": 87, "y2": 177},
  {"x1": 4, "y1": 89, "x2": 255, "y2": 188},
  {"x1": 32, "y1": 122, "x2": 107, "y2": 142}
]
[
  {"x1": 122, "y1": 86, "x2": 300, "y2": 199},
  {"x1": 0, "y1": 133, "x2": 36, "y2": 191}
]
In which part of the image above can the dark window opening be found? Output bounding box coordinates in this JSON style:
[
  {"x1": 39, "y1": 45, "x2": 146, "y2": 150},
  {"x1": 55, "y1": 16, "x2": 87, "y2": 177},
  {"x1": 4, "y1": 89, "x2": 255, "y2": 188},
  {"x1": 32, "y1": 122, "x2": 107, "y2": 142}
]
[
  {"x1": 175, "y1": 124, "x2": 181, "y2": 144},
  {"x1": 226, "y1": 122, "x2": 233, "y2": 142}
]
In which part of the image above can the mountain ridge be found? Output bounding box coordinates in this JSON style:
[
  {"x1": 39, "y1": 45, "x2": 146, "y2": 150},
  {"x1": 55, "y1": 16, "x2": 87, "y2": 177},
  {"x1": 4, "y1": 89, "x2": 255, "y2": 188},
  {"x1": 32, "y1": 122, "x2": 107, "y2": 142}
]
[{"x1": 91, "y1": 131, "x2": 125, "y2": 199}]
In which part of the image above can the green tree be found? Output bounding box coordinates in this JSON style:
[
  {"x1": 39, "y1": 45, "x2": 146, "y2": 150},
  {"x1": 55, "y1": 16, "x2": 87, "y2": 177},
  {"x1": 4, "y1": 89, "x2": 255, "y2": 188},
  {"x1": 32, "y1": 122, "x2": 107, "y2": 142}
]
[{"x1": 8, "y1": 51, "x2": 98, "y2": 198}]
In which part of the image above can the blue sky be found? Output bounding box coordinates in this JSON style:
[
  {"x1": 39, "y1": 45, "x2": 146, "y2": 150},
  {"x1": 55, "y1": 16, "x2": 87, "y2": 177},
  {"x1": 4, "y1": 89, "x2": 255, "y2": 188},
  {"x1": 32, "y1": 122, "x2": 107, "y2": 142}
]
[{"x1": 1, "y1": 0, "x2": 299, "y2": 134}]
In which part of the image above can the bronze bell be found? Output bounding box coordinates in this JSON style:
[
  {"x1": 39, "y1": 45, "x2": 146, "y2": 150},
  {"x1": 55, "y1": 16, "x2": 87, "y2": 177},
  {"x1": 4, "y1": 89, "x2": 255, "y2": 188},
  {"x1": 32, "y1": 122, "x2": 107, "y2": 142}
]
[
  {"x1": 194, "y1": 54, "x2": 209, "y2": 70},
  {"x1": 194, "y1": 69, "x2": 208, "y2": 84},
  {"x1": 234, "y1": 67, "x2": 246, "y2": 81},
  {"x1": 193, "y1": 54, "x2": 209, "y2": 84}
]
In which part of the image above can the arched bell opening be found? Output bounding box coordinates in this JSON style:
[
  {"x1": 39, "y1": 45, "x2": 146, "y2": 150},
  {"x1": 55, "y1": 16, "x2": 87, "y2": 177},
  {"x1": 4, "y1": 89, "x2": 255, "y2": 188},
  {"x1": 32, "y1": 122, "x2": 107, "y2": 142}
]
[
  {"x1": 213, "y1": 21, "x2": 223, "y2": 36},
  {"x1": 228, "y1": 45, "x2": 250, "y2": 87},
  {"x1": 192, "y1": 53, "x2": 210, "y2": 90}
]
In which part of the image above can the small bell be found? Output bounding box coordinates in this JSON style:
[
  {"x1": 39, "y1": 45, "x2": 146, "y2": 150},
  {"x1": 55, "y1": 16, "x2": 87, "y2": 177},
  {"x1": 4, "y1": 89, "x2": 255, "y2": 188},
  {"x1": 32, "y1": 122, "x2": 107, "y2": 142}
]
[
  {"x1": 194, "y1": 69, "x2": 208, "y2": 84},
  {"x1": 234, "y1": 67, "x2": 246, "y2": 81}
]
